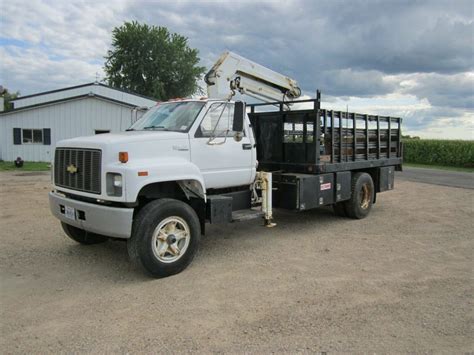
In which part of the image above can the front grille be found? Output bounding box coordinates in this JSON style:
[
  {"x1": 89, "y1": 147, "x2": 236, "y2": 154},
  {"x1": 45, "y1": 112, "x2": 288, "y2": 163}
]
[{"x1": 54, "y1": 148, "x2": 102, "y2": 194}]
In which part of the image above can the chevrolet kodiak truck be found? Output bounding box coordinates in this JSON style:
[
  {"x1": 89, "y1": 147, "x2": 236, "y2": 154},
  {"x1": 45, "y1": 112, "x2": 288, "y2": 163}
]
[{"x1": 49, "y1": 52, "x2": 402, "y2": 278}]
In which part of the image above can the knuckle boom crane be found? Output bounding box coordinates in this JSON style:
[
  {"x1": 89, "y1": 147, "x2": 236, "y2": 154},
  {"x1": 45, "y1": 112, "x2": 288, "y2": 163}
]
[{"x1": 204, "y1": 51, "x2": 302, "y2": 103}]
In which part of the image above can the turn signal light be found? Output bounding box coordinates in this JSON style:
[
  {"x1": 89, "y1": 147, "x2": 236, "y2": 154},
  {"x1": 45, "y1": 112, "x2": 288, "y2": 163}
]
[{"x1": 119, "y1": 152, "x2": 129, "y2": 163}]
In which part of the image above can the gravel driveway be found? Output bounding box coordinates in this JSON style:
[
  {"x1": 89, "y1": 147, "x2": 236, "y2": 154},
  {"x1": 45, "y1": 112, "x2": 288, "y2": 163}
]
[{"x1": 1, "y1": 171, "x2": 472, "y2": 353}]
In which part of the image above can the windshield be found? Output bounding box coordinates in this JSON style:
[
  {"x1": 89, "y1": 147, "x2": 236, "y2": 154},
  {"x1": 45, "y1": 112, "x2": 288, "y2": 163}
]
[{"x1": 129, "y1": 101, "x2": 205, "y2": 132}]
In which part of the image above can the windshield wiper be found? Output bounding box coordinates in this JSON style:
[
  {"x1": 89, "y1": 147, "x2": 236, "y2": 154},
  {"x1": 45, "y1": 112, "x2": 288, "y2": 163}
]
[
  {"x1": 125, "y1": 128, "x2": 135, "y2": 131},
  {"x1": 143, "y1": 125, "x2": 170, "y2": 131}
]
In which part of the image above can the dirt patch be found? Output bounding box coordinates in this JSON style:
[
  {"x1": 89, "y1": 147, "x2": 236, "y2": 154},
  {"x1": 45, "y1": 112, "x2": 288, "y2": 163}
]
[
  {"x1": 12, "y1": 172, "x2": 50, "y2": 177},
  {"x1": 1, "y1": 171, "x2": 473, "y2": 353}
]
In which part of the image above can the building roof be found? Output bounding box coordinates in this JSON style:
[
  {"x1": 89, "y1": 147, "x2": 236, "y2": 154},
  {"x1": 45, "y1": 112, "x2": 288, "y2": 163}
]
[
  {"x1": 0, "y1": 93, "x2": 153, "y2": 116},
  {"x1": 9, "y1": 82, "x2": 157, "y2": 110}
]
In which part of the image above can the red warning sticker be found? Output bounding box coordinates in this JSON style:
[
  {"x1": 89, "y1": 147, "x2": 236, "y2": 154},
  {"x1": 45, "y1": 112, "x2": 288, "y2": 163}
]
[{"x1": 320, "y1": 182, "x2": 332, "y2": 191}]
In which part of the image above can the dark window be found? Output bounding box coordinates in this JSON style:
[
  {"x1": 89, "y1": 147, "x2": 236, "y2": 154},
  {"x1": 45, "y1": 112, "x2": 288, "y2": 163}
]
[
  {"x1": 33, "y1": 129, "x2": 42, "y2": 142},
  {"x1": 22, "y1": 129, "x2": 43, "y2": 144},
  {"x1": 23, "y1": 129, "x2": 32, "y2": 143},
  {"x1": 95, "y1": 130, "x2": 110, "y2": 134}
]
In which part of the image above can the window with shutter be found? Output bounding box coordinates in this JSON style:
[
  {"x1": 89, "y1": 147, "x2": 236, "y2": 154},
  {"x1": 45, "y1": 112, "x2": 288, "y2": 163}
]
[{"x1": 21, "y1": 129, "x2": 43, "y2": 144}]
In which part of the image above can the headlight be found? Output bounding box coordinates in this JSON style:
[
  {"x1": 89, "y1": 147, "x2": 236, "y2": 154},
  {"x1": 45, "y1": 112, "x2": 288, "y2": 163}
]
[
  {"x1": 113, "y1": 174, "x2": 122, "y2": 187},
  {"x1": 106, "y1": 173, "x2": 123, "y2": 196}
]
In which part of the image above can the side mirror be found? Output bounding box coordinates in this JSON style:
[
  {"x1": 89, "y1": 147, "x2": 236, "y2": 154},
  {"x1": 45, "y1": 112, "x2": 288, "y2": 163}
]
[{"x1": 232, "y1": 101, "x2": 245, "y2": 132}]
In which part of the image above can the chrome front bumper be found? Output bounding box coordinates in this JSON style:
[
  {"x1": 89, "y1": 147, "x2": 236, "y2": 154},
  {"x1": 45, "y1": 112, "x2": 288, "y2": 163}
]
[{"x1": 49, "y1": 191, "x2": 134, "y2": 239}]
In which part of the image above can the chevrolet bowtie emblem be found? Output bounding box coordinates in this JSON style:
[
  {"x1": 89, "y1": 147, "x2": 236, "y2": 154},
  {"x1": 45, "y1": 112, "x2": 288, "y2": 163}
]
[{"x1": 66, "y1": 164, "x2": 78, "y2": 174}]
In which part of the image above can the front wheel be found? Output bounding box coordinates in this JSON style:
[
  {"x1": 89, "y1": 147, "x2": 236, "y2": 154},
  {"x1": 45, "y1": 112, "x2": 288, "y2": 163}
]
[
  {"x1": 345, "y1": 172, "x2": 375, "y2": 219},
  {"x1": 127, "y1": 199, "x2": 201, "y2": 278}
]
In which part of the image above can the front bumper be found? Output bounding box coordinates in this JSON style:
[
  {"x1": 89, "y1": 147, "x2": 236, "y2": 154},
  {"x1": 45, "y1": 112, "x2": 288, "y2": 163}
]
[{"x1": 49, "y1": 191, "x2": 134, "y2": 239}]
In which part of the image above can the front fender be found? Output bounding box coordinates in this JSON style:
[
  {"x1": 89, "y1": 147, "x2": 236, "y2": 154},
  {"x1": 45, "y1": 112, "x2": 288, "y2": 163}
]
[{"x1": 121, "y1": 157, "x2": 206, "y2": 202}]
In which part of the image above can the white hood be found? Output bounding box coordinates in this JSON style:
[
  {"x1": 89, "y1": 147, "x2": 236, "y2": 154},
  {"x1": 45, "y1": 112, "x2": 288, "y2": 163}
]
[
  {"x1": 55, "y1": 130, "x2": 191, "y2": 166},
  {"x1": 56, "y1": 131, "x2": 188, "y2": 149}
]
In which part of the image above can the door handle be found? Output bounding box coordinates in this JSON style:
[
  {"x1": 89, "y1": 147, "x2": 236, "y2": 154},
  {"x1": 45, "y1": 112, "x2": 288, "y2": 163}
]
[{"x1": 242, "y1": 143, "x2": 252, "y2": 150}]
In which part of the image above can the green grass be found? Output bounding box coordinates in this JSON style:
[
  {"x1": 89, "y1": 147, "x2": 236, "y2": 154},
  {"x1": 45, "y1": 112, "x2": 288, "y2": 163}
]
[
  {"x1": 404, "y1": 163, "x2": 474, "y2": 173},
  {"x1": 0, "y1": 161, "x2": 51, "y2": 171}
]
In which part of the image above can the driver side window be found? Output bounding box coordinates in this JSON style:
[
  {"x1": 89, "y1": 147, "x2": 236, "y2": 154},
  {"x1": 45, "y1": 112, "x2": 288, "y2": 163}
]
[{"x1": 199, "y1": 103, "x2": 235, "y2": 137}]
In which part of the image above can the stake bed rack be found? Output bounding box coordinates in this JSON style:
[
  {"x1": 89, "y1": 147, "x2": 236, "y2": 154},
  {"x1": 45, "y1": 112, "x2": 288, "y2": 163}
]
[{"x1": 248, "y1": 93, "x2": 402, "y2": 175}]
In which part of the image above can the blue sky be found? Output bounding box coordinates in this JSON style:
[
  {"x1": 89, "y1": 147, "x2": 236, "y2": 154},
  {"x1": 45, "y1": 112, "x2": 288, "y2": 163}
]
[{"x1": 0, "y1": 0, "x2": 472, "y2": 139}]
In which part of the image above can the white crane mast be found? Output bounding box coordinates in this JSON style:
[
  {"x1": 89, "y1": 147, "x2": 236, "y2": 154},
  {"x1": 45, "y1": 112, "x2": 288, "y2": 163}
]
[{"x1": 205, "y1": 51, "x2": 301, "y2": 103}]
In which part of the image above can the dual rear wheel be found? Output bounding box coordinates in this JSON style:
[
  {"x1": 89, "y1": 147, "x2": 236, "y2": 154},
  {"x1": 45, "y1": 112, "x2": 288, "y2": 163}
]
[{"x1": 333, "y1": 172, "x2": 374, "y2": 219}]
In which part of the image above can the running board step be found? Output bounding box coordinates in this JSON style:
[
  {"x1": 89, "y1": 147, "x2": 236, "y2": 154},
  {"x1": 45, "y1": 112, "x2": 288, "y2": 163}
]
[{"x1": 232, "y1": 209, "x2": 264, "y2": 222}]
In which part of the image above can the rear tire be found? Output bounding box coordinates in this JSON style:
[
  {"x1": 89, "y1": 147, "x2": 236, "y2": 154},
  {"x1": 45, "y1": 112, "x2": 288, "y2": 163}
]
[
  {"x1": 345, "y1": 172, "x2": 374, "y2": 219},
  {"x1": 61, "y1": 222, "x2": 108, "y2": 245},
  {"x1": 127, "y1": 199, "x2": 200, "y2": 278}
]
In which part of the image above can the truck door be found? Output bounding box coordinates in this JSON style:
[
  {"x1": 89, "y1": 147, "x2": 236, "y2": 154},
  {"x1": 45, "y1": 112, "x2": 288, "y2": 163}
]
[{"x1": 190, "y1": 102, "x2": 255, "y2": 189}]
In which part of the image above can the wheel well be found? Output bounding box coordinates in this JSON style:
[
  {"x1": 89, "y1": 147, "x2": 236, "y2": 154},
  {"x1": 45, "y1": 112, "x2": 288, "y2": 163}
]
[
  {"x1": 135, "y1": 181, "x2": 206, "y2": 234},
  {"x1": 138, "y1": 181, "x2": 186, "y2": 201},
  {"x1": 352, "y1": 168, "x2": 377, "y2": 185}
]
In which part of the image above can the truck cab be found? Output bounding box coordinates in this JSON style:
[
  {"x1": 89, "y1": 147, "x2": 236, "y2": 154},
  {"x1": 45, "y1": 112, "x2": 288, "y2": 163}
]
[{"x1": 52, "y1": 99, "x2": 256, "y2": 200}]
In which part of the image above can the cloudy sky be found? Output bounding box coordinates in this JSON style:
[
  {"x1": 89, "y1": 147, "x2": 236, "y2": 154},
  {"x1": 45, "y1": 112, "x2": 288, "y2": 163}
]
[{"x1": 1, "y1": 0, "x2": 472, "y2": 139}]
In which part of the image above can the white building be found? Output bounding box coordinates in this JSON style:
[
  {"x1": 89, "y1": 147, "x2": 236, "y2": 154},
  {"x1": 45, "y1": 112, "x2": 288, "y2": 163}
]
[{"x1": 0, "y1": 82, "x2": 157, "y2": 162}]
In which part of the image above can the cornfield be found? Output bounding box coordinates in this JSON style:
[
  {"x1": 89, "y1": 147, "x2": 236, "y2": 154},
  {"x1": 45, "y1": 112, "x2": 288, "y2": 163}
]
[{"x1": 403, "y1": 139, "x2": 474, "y2": 168}]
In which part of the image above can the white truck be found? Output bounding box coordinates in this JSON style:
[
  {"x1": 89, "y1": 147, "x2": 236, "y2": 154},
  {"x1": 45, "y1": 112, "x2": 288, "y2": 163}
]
[{"x1": 49, "y1": 52, "x2": 402, "y2": 278}]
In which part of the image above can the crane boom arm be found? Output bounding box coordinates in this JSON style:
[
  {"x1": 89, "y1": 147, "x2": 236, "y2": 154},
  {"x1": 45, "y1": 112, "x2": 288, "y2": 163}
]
[{"x1": 205, "y1": 51, "x2": 301, "y2": 103}]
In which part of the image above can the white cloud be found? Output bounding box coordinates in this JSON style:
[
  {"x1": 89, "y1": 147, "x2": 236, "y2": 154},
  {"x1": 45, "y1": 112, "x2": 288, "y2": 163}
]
[
  {"x1": 0, "y1": 46, "x2": 104, "y2": 93},
  {"x1": 405, "y1": 112, "x2": 474, "y2": 140},
  {"x1": 0, "y1": 0, "x2": 128, "y2": 93},
  {"x1": 0, "y1": 0, "x2": 472, "y2": 139}
]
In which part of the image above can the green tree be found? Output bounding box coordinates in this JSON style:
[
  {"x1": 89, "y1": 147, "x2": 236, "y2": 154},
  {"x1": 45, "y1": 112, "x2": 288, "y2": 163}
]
[
  {"x1": 104, "y1": 21, "x2": 205, "y2": 100},
  {"x1": 1, "y1": 88, "x2": 20, "y2": 111}
]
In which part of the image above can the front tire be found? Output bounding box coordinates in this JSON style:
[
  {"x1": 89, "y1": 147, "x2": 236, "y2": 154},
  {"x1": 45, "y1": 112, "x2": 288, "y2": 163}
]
[
  {"x1": 345, "y1": 172, "x2": 375, "y2": 219},
  {"x1": 128, "y1": 199, "x2": 201, "y2": 278},
  {"x1": 61, "y1": 222, "x2": 108, "y2": 245}
]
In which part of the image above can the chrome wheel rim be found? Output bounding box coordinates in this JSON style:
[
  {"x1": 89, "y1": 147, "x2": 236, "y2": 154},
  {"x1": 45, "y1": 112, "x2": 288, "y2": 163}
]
[{"x1": 152, "y1": 216, "x2": 190, "y2": 263}]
